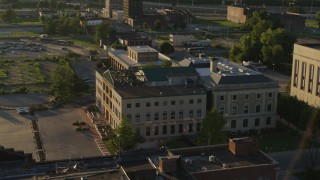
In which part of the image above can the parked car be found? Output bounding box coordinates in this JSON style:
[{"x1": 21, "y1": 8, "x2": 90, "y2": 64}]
[{"x1": 16, "y1": 107, "x2": 30, "y2": 115}]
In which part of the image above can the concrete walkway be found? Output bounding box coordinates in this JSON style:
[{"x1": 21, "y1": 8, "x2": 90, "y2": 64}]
[{"x1": 79, "y1": 108, "x2": 110, "y2": 156}]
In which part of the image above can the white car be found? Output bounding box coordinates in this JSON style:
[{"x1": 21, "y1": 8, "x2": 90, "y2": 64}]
[{"x1": 16, "y1": 107, "x2": 30, "y2": 115}]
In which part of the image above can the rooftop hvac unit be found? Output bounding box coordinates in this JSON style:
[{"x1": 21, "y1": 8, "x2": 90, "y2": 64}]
[{"x1": 209, "y1": 155, "x2": 216, "y2": 162}]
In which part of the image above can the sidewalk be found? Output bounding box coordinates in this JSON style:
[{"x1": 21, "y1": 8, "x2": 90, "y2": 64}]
[{"x1": 79, "y1": 108, "x2": 110, "y2": 156}]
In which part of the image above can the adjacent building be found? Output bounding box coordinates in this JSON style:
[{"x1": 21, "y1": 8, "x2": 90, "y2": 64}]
[
  {"x1": 199, "y1": 57, "x2": 278, "y2": 132},
  {"x1": 227, "y1": 5, "x2": 261, "y2": 24},
  {"x1": 170, "y1": 34, "x2": 195, "y2": 47},
  {"x1": 108, "y1": 46, "x2": 171, "y2": 70},
  {"x1": 290, "y1": 43, "x2": 320, "y2": 107},
  {"x1": 123, "y1": 0, "x2": 143, "y2": 20},
  {"x1": 118, "y1": 33, "x2": 152, "y2": 47},
  {"x1": 96, "y1": 67, "x2": 207, "y2": 141},
  {"x1": 104, "y1": 0, "x2": 123, "y2": 18}
]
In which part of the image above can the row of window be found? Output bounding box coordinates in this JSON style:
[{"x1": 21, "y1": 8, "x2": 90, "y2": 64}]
[
  {"x1": 142, "y1": 123, "x2": 201, "y2": 136},
  {"x1": 127, "y1": 109, "x2": 202, "y2": 122},
  {"x1": 219, "y1": 103, "x2": 273, "y2": 114},
  {"x1": 230, "y1": 117, "x2": 272, "y2": 129},
  {"x1": 219, "y1": 92, "x2": 273, "y2": 101},
  {"x1": 127, "y1": 99, "x2": 202, "y2": 108}
]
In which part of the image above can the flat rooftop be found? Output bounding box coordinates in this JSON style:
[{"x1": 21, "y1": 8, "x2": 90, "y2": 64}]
[
  {"x1": 300, "y1": 43, "x2": 320, "y2": 50},
  {"x1": 108, "y1": 49, "x2": 164, "y2": 68},
  {"x1": 171, "y1": 146, "x2": 272, "y2": 173},
  {"x1": 128, "y1": 46, "x2": 158, "y2": 53}
]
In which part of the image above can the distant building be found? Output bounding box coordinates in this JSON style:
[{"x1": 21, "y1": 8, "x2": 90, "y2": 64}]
[
  {"x1": 123, "y1": 0, "x2": 143, "y2": 20},
  {"x1": 107, "y1": 46, "x2": 171, "y2": 70},
  {"x1": 199, "y1": 57, "x2": 278, "y2": 132},
  {"x1": 150, "y1": 137, "x2": 279, "y2": 180},
  {"x1": 104, "y1": 0, "x2": 123, "y2": 18},
  {"x1": 95, "y1": 67, "x2": 206, "y2": 141},
  {"x1": 80, "y1": 18, "x2": 104, "y2": 26},
  {"x1": 170, "y1": 34, "x2": 195, "y2": 47},
  {"x1": 118, "y1": 33, "x2": 152, "y2": 47},
  {"x1": 227, "y1": 5, "x2": 262, "y2": 24},
  {"x1": 271, "y1": 13, "x2": 306, "y2": 31},
  {"x1": 112, "y1": 10, "x2": 124, "y2": 21},
  {"x1": 0, "y1": 3, "x2": 11, "y2": 10},
  {"x1": 290, "y1": 43, "x2": 320, "y2": 107}
]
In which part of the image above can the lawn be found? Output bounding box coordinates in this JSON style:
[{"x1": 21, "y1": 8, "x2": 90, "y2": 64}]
[
  {"x1": 305, "y1": 19, "x2": 318, "y2": 28},
  {"x1": 68, "y1": 36, "x2": 99, "y2": 49},
  {"x1": 259, "y1": 123, "x2": 303, "y2": 152},
  {"x1": 194, "y1": 19, "x2": 241, "y2": 28},
  {"x1": 0, "y1": 32, "x2": 40, "y2": 38},
  {"x1": 16, "y1": 17, "x2": 42, "y2": 25},
  {"x1": 0, "y1": 68, "x2": 8, "y2": 79}
]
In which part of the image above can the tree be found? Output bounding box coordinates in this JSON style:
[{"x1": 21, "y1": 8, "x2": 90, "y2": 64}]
[
  {"x1": 49, "y1": 0, "x2": 57, "y2": 9},
  {"x1": 0, "y1": 9, "x2": 17, "y2": 23},
  {"x1": 316, "y1": 11, "x2": 320, "y2": 28},
  {"x1": 159, "y1": 42, "x2": 174, "y2": 54},
  {"x1": 95, "y1": 22, "x2": 113, "y2": 43},
  {"x1": 287, "y1": 6, "x2": 304, "y2": 13},
  {"x1": 196, "y1": 108, "x2": 227, "y2": 145},
  {"x1": 142, "y1": 22, "x2": 147, "y2": 30},
  {"x1": 115, "y1": 118, "x2": 144, "y2": 151},
  {"x1": 153, "y1": 19, "x2": 162, "y2": 30}
]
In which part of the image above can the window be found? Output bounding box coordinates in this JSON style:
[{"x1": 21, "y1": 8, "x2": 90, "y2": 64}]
[
  {"x1": 267, "y1": 104, "x2": 272, "y2": 112},
  {"x1": 243, "y1": 119, "x2": 248, "y2": 128},
  {"x1": 231, "y1": 120, "x2": 236, "y2": 129},
  {"x1": 232, "y1": 95, "x2": 237, "y2": 101},
  {"x1": 136, "y1": 128, "x2": 140, "y2": 135},
  {"x1": 266, "y1": 117, "x2": 271, "y2": 125},
  {"x1": 265, "y1": 176, "x2": 270, "y2": 180},
  {"x1": 309, "y1": 64, "x2": 314, "y2": 93},
  {"x1": 163, "y1": 101, "x2": 167, "y2": 106},
  {"x1": 189, "y1": 123, "x2": 193, "y2": 132},
  {"x1": 197, "y1": 109, "x2": 201, "y2": 117},
  {"x1": 146, "y1": 127, "x2": 150, "y2": 136},
  {"x1": 220, "y1": 95, "x2": 224, "y2": 101},
  {"x1": 171, "y1": 100, "x2": 175, "y2": 105},
  {"x1": 127, "y1": 103, "x2": 131, "y2": 108},
  {"x1": 154, "y1": 126, "x2": 159, "y2": 135},
  {"x1": 189, "y1": 99, "x2": 194, "y2": 104},
  {"x1": 197, "y1": 99, "x2": 202, "y2": 104},
  {"x1": 301, "y1": 62, "x2": 306, "y2": 90},
  {"x1": 135, "y1": 113, "x2": 140, "y2": 122},
  {"x1": 245, "y1": 94, "x2": 249, "y2": 99},
  {"x1": 179, "y1": 110, "x2": 183, "y2": 119},
  {"x1": 127, "y1": 114, "x2": 132, "y2": 122},
  {"x1": 154, "y1": 112, "x2": 159, "y2": 120},
  {"x1": 268, "y1": 92, "x2": 273, "y2": 98},
  {"x1": 135, "y1": 103, "x2": 140, "y2": 108},
  {"x1": 171, "y1": 111, "x2": 175, "y2": 120},
  {"x1": 171, "y1": 125, "x2": 175, "y2": 134},
  {"x1": 243, "y1": 105, "x2": 249, "y2": 114},
  {"x1": 231, "y1": 106, "x2": 237, "y2": 115},
  {"x1": 255, "y1": 118, "x2": 260, "y2": 126},
  {"x1": 189, "y1": 110, "x2": 193, "y2": 118},
  {"x1": 162, "y1": 125, "x2": 167, "y2": 135},
  {"x1": 146, "y1": 113, "x2": 151, "y2": 121},
  {"x1": 146, "y1": 102, "x2": 150, "y2": 107},
  {"x1": 154, "y1": 101, "x2": 159, "y2": 106},
  {"x1": 179, "y1": 100, "x2": 184, "y2": 105},
  {"x1": 163, "y1": 111, "x2": 167, "y2": 120},
  {"x1": 257, "y1": 93, "x2": 261, "y2": 99},
  {"x1": 196, "y1": 123, "x2": 201, "y2": 132},
  {"x1": 256, "y1": 104, "x2": 261, "y2": 113},
  {"x1": 219, "y1": 104, "x2": 225, "y2": 113},
  {"x1": 179, "y1": 124, "x2": 183, "y2": 133},
  {"x1": 293, "y1": 59, "x2": 299, "y2": 87}
]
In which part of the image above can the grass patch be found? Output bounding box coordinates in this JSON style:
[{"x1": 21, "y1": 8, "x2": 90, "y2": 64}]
[
  {"x1": 0, "y1": 69, "x2": 8, "y2": 79},
  {"x1": 69, "y1": 36, "x2": 99, "y2": 49},
  {"x1": 305, "y1": 19, "x2": 319, "y2": 28},
  {"x1": 16, "y1": 17, "x2": 41, "y2": 25},
  {"x1": 104, "y1": 139, "x2": 117, "y2": 155},
  {"x1": 0, "y1": 32, "x2": 40, "y2": 38},
  {"x1": 259, "y1": 123, "x2": 302, "y2": 152}
]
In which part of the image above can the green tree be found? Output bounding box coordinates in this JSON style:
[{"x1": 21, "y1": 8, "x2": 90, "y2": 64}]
[
  {"x1": 159, "y1": 42, "x2": 174, "y2": 54},
  {"x1": 142, "y1": 22, "x2": 147, "y2": 30},
  {"x1": 153, "y1": 19, "x2": 162, "y2": 30},
  {"x1": 49, "y1": 0, "x2": 57, "y2": 9},
  {"x1": 95, "y1": 22, "x2": 113, "y2": 43},
  {"x1": 38, "y1": 0, "x2": 49, "y2": 9},
  {"x1": 196, "y1": 108, "x2": 227, "y2": 145},
  {"x1": 0, "y1": 9, "x2": 17, "y2": 23},
  {"x1": 115, "y1": 118, "x2": 144, "y2": 151},
  {"x1": 316, "y1": 11, "x2": 320, "y2": 28}
]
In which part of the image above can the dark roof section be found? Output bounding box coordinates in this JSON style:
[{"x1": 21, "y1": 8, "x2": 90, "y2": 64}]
[
  {"x1": 143, "y1": 67, "x2": 198, "y2": 82},
  {"x1": 211, "y1": 73, "x2": 273, "y2": 85}
]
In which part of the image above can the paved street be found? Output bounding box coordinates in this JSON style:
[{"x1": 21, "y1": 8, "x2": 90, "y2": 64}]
[{"x1": 37, "y1": 105, "x2": 102, "y2": 161}]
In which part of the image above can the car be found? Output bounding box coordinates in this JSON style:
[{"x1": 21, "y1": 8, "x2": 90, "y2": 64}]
[{"x1": 16, "y1": 107, "x2": 30, "y2": 115}]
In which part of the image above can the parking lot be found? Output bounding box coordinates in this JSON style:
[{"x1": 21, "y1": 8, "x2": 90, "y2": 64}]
[{"x1": 36, "y1": 105, "x2": 102, "y2": 161}]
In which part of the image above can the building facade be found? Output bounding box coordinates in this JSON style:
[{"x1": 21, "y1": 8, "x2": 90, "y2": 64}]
[
  {"x1": 169, "y1": 34, "x2": 195, "y2": 47},
  {"x1": 123, "y1": 0, "x2": 143, "y2": 20},
  {"x1": 96, "y1": 67, "x2": 207, "y2": 141},
  {"x1": 290, "y1": 44, "x2": 320, "y2": 107},
  {"x1": 200, "y1": 57, "x2": 278, "y2": 132},
  {"x1": 105, "y1": 0, "x2": 123, "y2": 18}
]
